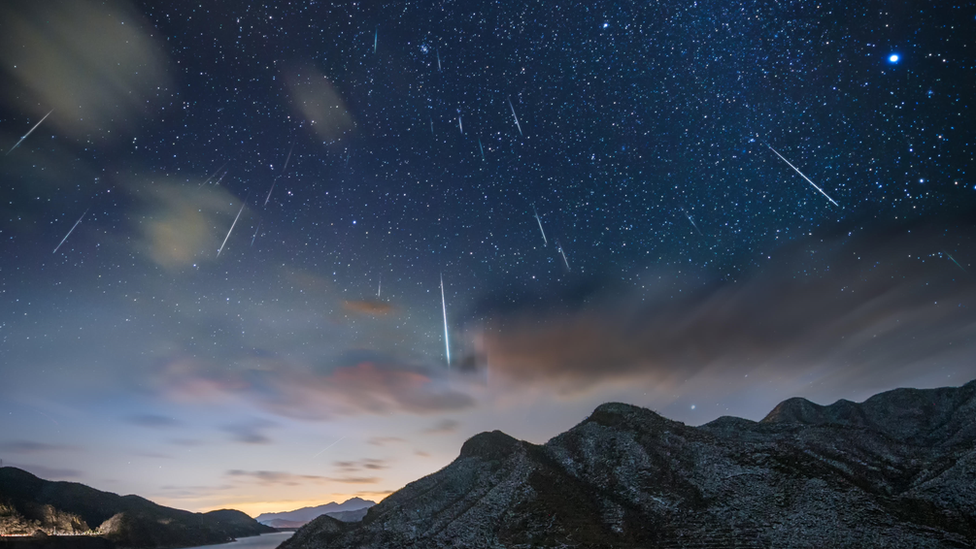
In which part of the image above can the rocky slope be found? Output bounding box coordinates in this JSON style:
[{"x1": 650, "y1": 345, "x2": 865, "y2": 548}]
[
  {"x1": 0, "y1": 467, "x2": 274, "y2": 547},
  {"x1": 282, "y1": 380, "x2": 976, "y2": 549}
]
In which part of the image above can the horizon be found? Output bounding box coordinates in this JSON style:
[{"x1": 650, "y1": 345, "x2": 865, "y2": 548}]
[
  {"x1": 5, "y1": 376, "x2": 975, "y2": 517},
  {"x1": 1, "y1": 0, "x2": 974, "y2": 518}
]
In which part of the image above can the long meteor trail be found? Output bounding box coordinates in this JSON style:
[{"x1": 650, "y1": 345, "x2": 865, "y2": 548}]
[
  {"x1": 440, "y1": 273, "x2": 451, "y2": 367},
  {"x1": 766, "y1": 144, "x2": 839, "y2": 207},
  {"x1": 52, "y1": 208, "x2": 88, "y2": 254},
  {"x1": 556, "y1": 241, "x2": 570, "y2": 272},
  {"x1": 532, "y1": 204, "x2": 547, "y2": 245},
  {"x1": 508, "y1": 97, "x2": 523, "y2": 136},
  {"x1": 6, "y1": 109, "x2": 54, "y2": 156},
  {"x1": 218, "y1": 197, "x2": 248, "y2": 257}
]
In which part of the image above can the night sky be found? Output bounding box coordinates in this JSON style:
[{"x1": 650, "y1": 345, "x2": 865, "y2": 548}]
[{"x1": 1, "y1": 0, "x2": 974, "y2": 517}]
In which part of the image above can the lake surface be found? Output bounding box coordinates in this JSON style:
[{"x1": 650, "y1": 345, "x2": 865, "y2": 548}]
[{"x1": 183, "y1": 531, "x2": 294, "y2": 549}]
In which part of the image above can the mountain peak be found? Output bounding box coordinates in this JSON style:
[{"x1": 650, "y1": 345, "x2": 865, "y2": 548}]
[
  {"x1": 281, "y1": 379, "x2": 976, "y2": 549},
  {"x1": 458, "y1": 430, "x2": 520, "y2": 460}
]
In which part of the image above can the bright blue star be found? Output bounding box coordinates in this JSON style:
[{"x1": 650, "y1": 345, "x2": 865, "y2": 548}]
[{"x1": 888, "y1": 54, "x2": 900, "y2": 64}]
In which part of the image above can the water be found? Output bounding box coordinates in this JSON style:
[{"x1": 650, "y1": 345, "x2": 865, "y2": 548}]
[{"x1": 182, "y1": 531, "x2": 295, "y2": 549}]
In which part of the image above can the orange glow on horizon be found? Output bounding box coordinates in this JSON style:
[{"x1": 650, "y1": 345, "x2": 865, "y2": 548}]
[{"x1": 192, "y1": 492, "x2": 393, "y2": 518}]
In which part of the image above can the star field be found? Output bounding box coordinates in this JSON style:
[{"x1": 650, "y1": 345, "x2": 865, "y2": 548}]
[{"x1": 0, "y1": 0, "x2": 973, "y2": 515}]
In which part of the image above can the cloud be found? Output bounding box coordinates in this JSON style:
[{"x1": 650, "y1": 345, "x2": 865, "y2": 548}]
[
  {"x1": 326, "y1": 476, "x2": 381, "y2": 484},
  {"x1": 367, "y1": 437, "x2": 406, "y2": 446},
  {"x1": 285, "y1": 63, "x2": 355, "y2": 144},
  {"x1": 153, "y1": 359, "x2": 475, "y2": 421},
  {"x1": 343, "y1": 300, "x2": 394, "y2": 316},
  {"x1": 8, "y1": 463, "x2": 83, "y2": 480},
  {"x1": 0, "y1": 440, "x2": 80, "y2": 454},
  {"x1": 126, "y1": 180, "x2": 249, "y2": 270},
  {"x1": 333, "y1": 459, "x2": 388, "y2": 473},
  {"x1": 226, "y1": 470, "x2": 330, "y2": 486},
  {"x1": 0, "y1": 0, "x2": 172, "y2": 140},
  {"x1": 478, "y1": 218, "x2": 976, "y2": 397},
  {"x1": 423, "y1": 419, "x2": 459, "y2": 435},
  {"x1": 222, "y1": 420, "x2": 277, "y2": 445},
  {"x1": 127, "y1": 414, "x2": 182, "y2": 428}
]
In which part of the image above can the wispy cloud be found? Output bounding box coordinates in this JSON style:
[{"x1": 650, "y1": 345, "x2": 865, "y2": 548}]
[
  {"x1": 222, "y1": 419, "x2": 277, "y2": 445},
  {"x1": 334, "y1": 458, "x2": 388, "y2": 473},
  {"x1": 423, "y1": 419, "x2": 459, "y2": 435},
  {"x1": 154, "y1": 360, "x2": 475, "y2": 421},
  {"x1": 0, "y1": 440, "x2": 80, "y2": 454},
  {"x1": 226, "y1": 470, "x2": 330, "y2": 486},
  {"x1": 478, "y1": 221, "x2": 976, "y2": 399},
  {"x1": 367, "y1": 436, "x2": 406, "y2": 446},
  {"x1": 127, "y1": 414, "x2": 182, "y2": 428}
]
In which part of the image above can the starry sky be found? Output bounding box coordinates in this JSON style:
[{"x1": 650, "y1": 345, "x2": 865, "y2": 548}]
[{"x1": 1, "y1": 0, "x2": 974, "y2": 517}]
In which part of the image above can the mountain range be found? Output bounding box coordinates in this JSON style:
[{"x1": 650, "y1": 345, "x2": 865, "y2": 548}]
[
  {"x1": 282, "y1": 379, "x2": 976, "y2": 549},
  {"x1": 255, "y1": 498, "x2": 375, "y2": 528},
  {"x1": 0, "y1": 467, "x2": 273, "y2": 548}
]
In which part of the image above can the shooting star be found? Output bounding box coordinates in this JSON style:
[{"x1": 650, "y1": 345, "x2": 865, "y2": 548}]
[
  {"x1": 52, "y1": 208, "x2": 89, "y2": 254},
  {"x1": 478, "y1": 138, "x2": 485, "y2": 161},
  {"x1": 508, "y1": 97, "x2": 523, "y2": 136},
  {"x1": 532, "y1": 204, "x2": 547, "y2": 246},
  {"x1": 440, "y1": 273, "x2": 451, "y2": 367},
  {"x1": 250, "y1": 222, "x2": 260, "y2": 247},
  {"x1": 213, "y1": 170, "x2": 229, "y2": 186},
  {"x1": 436, "y1": 48, "x2": 442, "y2": 71},
  {"x1": 377, "y1": 273, "x2": 382, "y2": 299},
  {"x1": 263, "y1": 180, "x2": 277, "y2": 206},
  {"x1": 457, "y1": 110, "x2": 463, "y2": 134},
  {"x1": 199, "y1": 160, "x2": 230, "y2": 186},
  {"x1": 263, "y1": 144, "x2": 294, "y2": 207},
  {"x1": 6, "y1": 109, "x2": 54, "y2": 156},
  {"x1": 556, "y1": 241, "x2": 570, "y2": 271},
  {"x1": 217, "y1": 197, "x2": 248, "y2": 257},
  {"x1": 680, "y1": 207, "x2": 704, "y2": 236},
  {"x1": 944, "y1": 251, "x2": 968, "y2": 274},
  {"x1": 374, "y1": 27, "x2": 378, "y2": 53},
  {"x1": 430, "y1": 116, "x2": 435, "y2": 136},
  {"x1": 765, "y1": 143, "x2": 840, "y2": 207},
  {"x1": 313, "y1": 436, "x2": 346, "y2": 458}
]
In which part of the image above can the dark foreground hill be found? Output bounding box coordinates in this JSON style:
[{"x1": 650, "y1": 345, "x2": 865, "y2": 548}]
[
  {"x1": 283, "y1": 380, "x2": 976, "y2": 549},
  {"x1": 0, "y1": 467, "x2": 274, "y2": 548}
]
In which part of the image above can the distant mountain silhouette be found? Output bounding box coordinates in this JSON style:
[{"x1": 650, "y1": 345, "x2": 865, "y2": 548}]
[
  {"x1": 256, "y1": 498, "x2": 374, "y2": 527},
  {"x1": 0, "y1": 467, "x2": 273, "y2": 548},
  {"x1": 282, "y1": 380, "x2": 976, "y2": 549}
]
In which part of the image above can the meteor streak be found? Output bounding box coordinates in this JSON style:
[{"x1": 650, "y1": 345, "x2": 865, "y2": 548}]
[
  {"x1": 199, "y1": 161, "x2": 229, "y2": 186},
  {"x1": 436, "y1": 48, "x2": 442, "y2": 71},
  {"x1": 556, "y1": 241, "x2": 570, "y2": 271},
  {"x1": 944, "y1": 251, "x2": 967, "y2": 274},
  {"x1": 478, "y1": 138, "x2": 485, "y2": 161},
  {"x1": 374, "y1": 28, "x2": 378, "y2": 53},
  {"x1": 6, "y1": 109, "x2": 54, "y2": 156},
  {"x1": 377, "y1": 273, "x2": 382, "y2": 299},
  {"x1": 52, "y1": 208, "x2": 88, "y2": 254},
  {"x1": 766, "y1": 144, "x2": 839, "y2": 207},
  {"x1": 508, "y1": 97, "x2": 523, "y2": 136},
  {"x1": 681, "y1": 207, "x2": 704, "y2": 236},
  {"x1": 532, "y1": 204, "x2": 547, "y2": 246},
  {"x1": 457, "y1": 110, "x2": 463, "y2": 134},
  {"x1": 218, "y1": 197, "x2": 248, "y2": 257},
  {"x1": 440, "y1": 273, "x2": 450, "y2": 367},
  {"x1": 264, "y1": 144, "x2": 294, "y2": 207},
  {"x1": 250, "y1": 222, "x2": 260, "y2": 247}
]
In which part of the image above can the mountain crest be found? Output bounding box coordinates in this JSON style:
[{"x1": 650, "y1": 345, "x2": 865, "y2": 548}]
[
  {"x1": 282, "y1": 380, "x2": 976, "y2": 549},
  {"x1": 458, "y1": 430, "x2": 521, "y2": 460}
]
